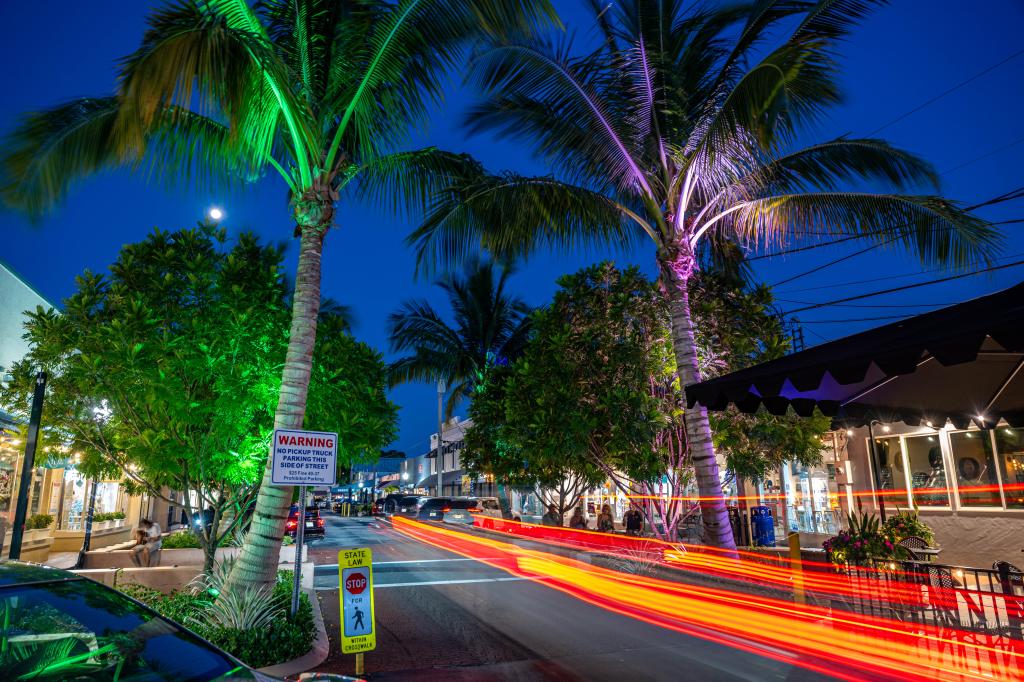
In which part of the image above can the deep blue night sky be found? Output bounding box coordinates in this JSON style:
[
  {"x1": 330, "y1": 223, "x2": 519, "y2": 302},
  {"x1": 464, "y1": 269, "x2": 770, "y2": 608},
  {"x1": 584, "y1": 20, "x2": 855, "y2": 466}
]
[{"x1": 2, "y1": 1, "x2": 1022, "y2": 457}]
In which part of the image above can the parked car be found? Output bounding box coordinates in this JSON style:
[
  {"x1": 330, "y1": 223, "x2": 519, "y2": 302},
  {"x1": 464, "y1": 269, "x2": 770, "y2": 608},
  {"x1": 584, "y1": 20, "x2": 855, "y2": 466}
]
[
  {"x1": 474, "y1": 497, "x2": 522, "y2": 526},
  {"x1": 380, "y1": 492, "x2": 409, "y2": 515},
  {"x1": 416, "y1": 497, "x2": 454, "y2": 521},
  {"x1": 393, "y1": 495, "x2": 429, "y2": 518},
  {"x1": 285, "y1": 505, "x2": 325, "y2": 538},
  {"x1": 442, "y1": 498, "x2": 481, "y2": 525},
  {"x1": 370, "y1": 498, "x2": 386, "y2": 515},
  {"x1": 0, "y1": 561, "x2": 362, "y2": 681}
]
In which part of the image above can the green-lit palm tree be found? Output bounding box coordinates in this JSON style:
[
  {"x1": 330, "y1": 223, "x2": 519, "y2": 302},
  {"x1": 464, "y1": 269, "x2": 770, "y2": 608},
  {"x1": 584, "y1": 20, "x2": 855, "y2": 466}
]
[
  {"x1": 388, "y1": 259, "x2": 531, "y2": 417},
  {"x1": 407, "y1": 0, "x2": 1000, "y2": 549},
  {"x1": 1, "y1": 0, "x2": 556, "y2": 588}
]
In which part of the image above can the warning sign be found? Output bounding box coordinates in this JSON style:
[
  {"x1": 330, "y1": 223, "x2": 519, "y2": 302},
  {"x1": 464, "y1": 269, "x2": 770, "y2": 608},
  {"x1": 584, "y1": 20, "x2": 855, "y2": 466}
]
[
  {"x1": 270, "y1": 429, "x2": 338, "y2": 486},
  {"x1": 339, "y1": 548, "x2": 375, "y2": 653}
]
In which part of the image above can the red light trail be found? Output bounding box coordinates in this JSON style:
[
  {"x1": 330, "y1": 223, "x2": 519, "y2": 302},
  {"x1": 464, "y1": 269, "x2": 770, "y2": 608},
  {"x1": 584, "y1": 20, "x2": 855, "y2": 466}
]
[{"x1": 391, "y1": 516, "x2": 1024, "y2": 681}]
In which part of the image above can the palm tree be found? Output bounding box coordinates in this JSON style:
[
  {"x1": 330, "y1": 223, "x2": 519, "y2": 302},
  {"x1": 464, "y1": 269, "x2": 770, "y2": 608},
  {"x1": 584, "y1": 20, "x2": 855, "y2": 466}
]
[
  {"x1": 407, "y1": 0, "x2": 1000, "y2": 550},
  {"x1": 1, "y1": 0, "x2": 556, "y2": 588},
  {"x1": 387, "y1": 259, "x2": 531, "y2": 418}
]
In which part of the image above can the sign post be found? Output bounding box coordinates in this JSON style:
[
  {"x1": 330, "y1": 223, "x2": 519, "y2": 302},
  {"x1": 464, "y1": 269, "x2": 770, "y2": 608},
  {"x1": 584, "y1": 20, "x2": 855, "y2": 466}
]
[
  {"x1": 269, "y1": 429, "x2": 338, "y2": 618},
  {"x1": 339, "y1": 547, "x2": 375, "y2": 675}
]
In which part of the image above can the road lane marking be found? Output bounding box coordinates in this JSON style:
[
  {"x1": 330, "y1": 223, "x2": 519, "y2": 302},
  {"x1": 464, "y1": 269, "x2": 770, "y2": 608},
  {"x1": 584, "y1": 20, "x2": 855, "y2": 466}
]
[
  {"x1": 315, "y1": 576, "x2": 529, "y2": 590},
  {"x1": 315, "y1": 557, "x2": 505, "y2": 570}
]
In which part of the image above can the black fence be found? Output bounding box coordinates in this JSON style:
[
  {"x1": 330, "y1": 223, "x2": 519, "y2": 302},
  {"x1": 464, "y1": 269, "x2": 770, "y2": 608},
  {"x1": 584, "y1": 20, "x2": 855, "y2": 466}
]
[{"x1": 815, "y1": 559, "x2": 1024, "y2": 641}]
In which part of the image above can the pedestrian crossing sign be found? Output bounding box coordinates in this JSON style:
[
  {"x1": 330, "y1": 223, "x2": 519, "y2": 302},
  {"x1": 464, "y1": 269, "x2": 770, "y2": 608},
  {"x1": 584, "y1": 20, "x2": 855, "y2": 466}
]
[{"x1": 339, "y1": 547, "x2": 376, "y2": 654}]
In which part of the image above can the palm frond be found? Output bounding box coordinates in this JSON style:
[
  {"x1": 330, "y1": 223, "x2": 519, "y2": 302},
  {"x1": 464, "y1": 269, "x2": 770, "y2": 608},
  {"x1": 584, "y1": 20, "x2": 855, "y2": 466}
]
[
  {"x1": 725, "y1": 192, "x2": 999, "y2": 268},
  {"x1": 410, "y1": 172, "x2": 649, "y2": 274},
  {"x1": 351, "y1": 147, "x2": 482, "y2": 217}
]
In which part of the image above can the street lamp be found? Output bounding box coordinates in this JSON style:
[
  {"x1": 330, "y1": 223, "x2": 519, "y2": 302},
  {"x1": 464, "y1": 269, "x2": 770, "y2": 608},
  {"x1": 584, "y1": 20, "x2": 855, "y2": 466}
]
[
  {"x1": 9, "y1": 371, "x2": 47, "y2": 561},
  {"x1": 437, "y1": 378, "x2": 446, "y2": 497}
]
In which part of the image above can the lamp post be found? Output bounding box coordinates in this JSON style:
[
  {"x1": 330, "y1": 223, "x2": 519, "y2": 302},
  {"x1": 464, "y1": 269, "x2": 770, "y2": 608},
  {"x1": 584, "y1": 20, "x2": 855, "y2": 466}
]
[
  {"x1": 436, "y1": 378, "x2": 445, "y2": 497},
  {"x1": 9, "y1": 371, "x2": 47, "y2": 560}
]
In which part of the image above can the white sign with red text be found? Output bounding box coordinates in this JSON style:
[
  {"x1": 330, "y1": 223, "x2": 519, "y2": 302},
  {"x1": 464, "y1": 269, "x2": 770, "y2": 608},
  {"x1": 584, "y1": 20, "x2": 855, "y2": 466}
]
[{"x1": 270, "y1": 429, "x2": 338, "y2": 485}]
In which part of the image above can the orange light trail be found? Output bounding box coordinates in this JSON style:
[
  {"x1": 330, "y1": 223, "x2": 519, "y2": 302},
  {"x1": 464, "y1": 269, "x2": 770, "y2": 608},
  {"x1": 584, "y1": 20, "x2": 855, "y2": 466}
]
[
  {"x1": 618, "y1": 482, "x2": 1024, "y2": 503},
  {"x1": 391, "y1": 517, "x2": 1024, "y2": 681}
]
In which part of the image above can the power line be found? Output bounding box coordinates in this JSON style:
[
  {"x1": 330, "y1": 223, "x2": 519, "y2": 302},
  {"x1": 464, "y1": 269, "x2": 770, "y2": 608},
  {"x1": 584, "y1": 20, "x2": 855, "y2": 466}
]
[
  {"x1": 798, "y1": 314, "x2": 912, "y2": 324},
  {"x1": 776, "y1": 249, "x2": 1024, "y2": 293},
  {"x1": 781, "y1": 257, "x2": 1024, "y2": 314},
  {"x1": 941, "y1": 135, "x2": 1024, "y2": 176},
  {"x1": 867, "y1": 47, "x2": 1024, "y2": 136},
  {"x1": 776, "y1": 299, "x2": 950, "y2": 309},
  {"x1": 765, "y1": 191, "x2": 1024, "y2": 287}
]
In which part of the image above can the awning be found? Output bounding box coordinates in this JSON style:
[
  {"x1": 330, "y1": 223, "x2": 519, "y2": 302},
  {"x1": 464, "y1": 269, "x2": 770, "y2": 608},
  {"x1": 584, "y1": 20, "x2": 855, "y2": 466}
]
[{"x1": 684, "y1": 281, "x2": 1024, "y2": 429}]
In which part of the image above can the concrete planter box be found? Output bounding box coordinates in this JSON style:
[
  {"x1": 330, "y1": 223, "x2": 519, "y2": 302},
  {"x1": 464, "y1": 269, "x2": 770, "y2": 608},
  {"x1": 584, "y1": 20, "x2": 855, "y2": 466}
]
[
  {"x1": 51, "y1": 526, "x2": 132, "y2": 553},
  {"x1": 0, "y1": 528, "x2": 54, "y2": 563},
  {"x1": 81, "y1": 543, "x2": 306, "y2": 569}
]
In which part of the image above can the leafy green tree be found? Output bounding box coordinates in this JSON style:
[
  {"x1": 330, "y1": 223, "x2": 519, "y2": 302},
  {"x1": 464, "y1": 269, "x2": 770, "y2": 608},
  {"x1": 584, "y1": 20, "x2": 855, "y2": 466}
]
[
  {"x1": 408, "y1": 0, "x2": 998, "y2": 549},
  {"x1": 467, "y1": 263, "x2": 686, "y2": 537},
  {"x1": 387, "y1": 259, "x2": 531, "y2": 417},
  {"x1": 0, "y1": 226, "x2": 395, "y2": 572},
  {"x1": 1, "y1": 0, "x2": 556, "y2": 587}
]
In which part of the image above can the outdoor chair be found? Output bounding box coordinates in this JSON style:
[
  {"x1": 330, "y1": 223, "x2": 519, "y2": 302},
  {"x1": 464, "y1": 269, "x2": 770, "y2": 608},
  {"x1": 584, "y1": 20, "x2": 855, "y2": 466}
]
[
  {"x1": 924, "y1": 566, "x2": 987, "y2": 631},
  {"x1": 993, "y1": 561, "x2": 1024, "y2": 638},
  {"x1": 897, "y1": 536, "x2": 929, "y2": 561}
]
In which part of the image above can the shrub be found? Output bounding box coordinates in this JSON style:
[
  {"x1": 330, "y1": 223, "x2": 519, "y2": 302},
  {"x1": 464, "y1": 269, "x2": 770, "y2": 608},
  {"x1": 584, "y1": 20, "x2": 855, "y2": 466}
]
[
  {"x1": 160, "y1": 531, "x2": 203, "y2": 549},
  {"x1": 25, "y1": 514, "x2": 54, "y2": 530},
  {"x1": 823, "y1": 512, "x2": 911, "y2": 566},
  {"x1": 115, "y1": 569, "x2": 314, "y2": 668},
  {"x1": 883, "y1": 510, "x2": 935, "y2": 546}
]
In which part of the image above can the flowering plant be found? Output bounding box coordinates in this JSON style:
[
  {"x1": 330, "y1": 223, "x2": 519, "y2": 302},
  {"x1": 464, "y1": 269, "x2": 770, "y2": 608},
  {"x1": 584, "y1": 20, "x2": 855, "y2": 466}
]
[
  {"x1": 882, "y1": 510, "x2": 934, "y2": 546},
  {"x1": 823, "y1": 512, "x2": 910, "y2": 566}
]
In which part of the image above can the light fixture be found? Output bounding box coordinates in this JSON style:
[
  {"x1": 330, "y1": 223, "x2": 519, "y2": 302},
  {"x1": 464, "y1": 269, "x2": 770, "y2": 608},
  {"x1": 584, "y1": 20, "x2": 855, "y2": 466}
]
[
  {"x1": 882, "y1": 425, "x2": 891, "y2": 433},
  {"x1": 845, "y1": 429, "x2": 853, "y2": 436}
]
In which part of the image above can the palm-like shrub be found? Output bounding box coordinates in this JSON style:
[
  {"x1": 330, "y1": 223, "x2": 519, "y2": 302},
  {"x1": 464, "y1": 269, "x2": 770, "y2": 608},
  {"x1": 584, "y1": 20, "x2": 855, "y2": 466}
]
[
  {"x1": 409, "y1": 0, "x2": 1000, "y2": 550},
  {"x1": 824, "y1": 512, "x2": 910, "y2": 565}
]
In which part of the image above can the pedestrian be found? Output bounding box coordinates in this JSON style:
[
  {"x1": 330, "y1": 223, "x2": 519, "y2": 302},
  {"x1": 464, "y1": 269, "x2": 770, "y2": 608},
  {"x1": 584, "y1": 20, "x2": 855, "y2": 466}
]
[
  {"x1": 597, "y1": 504, "x2": 615, "y2": 533},
  {"x1": 569, "y1": 506, "x2": 588, "y2": 530},
  {"x1": 130, "y1": 518, "x2": 163, "y2": 567},
  {"x1": 541, "y1": 503, "x2": 562, "y2": 527},
  {"x1": 624, "y1": 504, "x2": 643, "y2": 536}
]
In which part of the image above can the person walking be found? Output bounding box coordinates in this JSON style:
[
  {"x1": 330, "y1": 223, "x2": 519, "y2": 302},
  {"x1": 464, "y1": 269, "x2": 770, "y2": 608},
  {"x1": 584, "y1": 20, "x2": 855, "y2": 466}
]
[
  {"x1": 596, "y1": 504, "x2": 615, "y2": 533},
  {"x1": 569, "y1": 506, "x2": 588, "y2": 530},
  {"x1": 624, "y1": 505, "x2": 644, "y2": 536},
  {"x1": 541, "y1": 503, "x2": 562, "y2": 527}
]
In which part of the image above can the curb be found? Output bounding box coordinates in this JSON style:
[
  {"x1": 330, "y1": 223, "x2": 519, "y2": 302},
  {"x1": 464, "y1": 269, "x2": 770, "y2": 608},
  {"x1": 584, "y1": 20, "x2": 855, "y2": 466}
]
[{"x1": 257, "y1": 586, "x2": 330, "y2": 678}]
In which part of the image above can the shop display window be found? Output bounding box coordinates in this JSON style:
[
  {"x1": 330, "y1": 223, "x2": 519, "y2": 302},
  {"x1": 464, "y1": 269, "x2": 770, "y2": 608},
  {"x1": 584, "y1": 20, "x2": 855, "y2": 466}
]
[
  {"x1": 996, "y1": 427, "x2": 1024, "y2": 509},
  {"x1": 948, "y1": 431, "x2": 1001, "y2": 507},
  {"x1": 904, "y1": 433, "x2": 950, "y2": 507},
  {"x1": 871, "y1": 436, "x2": 908, "y2": 502}
]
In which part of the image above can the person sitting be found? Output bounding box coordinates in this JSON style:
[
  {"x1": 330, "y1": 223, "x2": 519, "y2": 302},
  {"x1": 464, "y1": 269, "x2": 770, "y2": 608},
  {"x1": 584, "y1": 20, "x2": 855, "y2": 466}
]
[
  {"x1": 541, "y1": 504, "x2": 562, "y2": 527},
  {"x1": 596, "y1": 504, "x2": 615, "y2": 533},
  {"x1": 130, "y1": 519, "x2": 163, "y2": 567},
  {"x1": 623, "y1": 505, "x2": 644, "y2": 536},
  {"x1": 568, "y1": 506, "x2": 588, "y2": 530}
]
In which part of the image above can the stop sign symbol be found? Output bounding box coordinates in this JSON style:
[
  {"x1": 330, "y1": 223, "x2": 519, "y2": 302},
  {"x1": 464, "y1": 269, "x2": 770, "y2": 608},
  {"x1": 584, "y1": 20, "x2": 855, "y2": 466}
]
[{"x1": 345, "y1": 572, "x2": 367, "y2": 594}]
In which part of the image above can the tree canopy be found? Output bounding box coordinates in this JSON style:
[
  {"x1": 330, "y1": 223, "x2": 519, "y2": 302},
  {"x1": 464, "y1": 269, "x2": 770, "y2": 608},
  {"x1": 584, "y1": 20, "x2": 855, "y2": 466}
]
[{"x1": 0, "y1": 225, "x2": 396, "y2": 568}]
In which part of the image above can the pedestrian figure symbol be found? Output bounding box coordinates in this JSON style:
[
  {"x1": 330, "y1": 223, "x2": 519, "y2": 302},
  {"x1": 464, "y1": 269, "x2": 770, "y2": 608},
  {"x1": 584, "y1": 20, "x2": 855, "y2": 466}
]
[{"x1": 353, "y1": 606, "x2": 365, "y2": 630}]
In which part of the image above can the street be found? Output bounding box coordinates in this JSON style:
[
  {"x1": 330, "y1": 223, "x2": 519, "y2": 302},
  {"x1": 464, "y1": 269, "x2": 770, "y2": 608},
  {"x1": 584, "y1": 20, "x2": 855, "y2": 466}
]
[{"x1": 308, "y1": 514, "x2": 831, "y2": 681}]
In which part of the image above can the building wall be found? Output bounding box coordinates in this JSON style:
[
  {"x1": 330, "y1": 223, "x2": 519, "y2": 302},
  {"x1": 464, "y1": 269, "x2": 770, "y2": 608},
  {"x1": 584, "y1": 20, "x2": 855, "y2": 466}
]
[{"x1": 0, "y1": 260, "x2": 55, "y2": 374}]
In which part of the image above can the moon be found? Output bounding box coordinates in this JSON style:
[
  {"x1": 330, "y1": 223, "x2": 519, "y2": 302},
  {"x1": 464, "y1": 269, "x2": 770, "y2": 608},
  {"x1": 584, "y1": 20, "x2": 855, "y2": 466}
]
[{"x1": 209, "y1": 207, "x2": 224, "y2": 220}]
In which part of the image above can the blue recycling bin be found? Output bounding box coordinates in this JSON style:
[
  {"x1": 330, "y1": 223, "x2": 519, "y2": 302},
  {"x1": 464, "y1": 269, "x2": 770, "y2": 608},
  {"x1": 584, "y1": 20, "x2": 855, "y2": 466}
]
[{"x1": 750, "y1": 505, "x2": 776, "y2": 546}]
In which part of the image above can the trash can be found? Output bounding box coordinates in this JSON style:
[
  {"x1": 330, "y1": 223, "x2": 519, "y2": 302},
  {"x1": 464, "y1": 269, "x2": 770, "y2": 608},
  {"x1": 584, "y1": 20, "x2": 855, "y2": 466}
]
[{"x1": 750, "y1": 505, "x2": 776, "y2": 547}]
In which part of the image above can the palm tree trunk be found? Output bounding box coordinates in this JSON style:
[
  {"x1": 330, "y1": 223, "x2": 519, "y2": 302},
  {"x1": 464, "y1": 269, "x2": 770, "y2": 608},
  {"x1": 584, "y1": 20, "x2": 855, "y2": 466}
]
[
  {"x1": 658, "y1": 243, "x2": 737, "y2": 551},
  {"x1": 227, "y1": 223, "x2": 327, "y2": 591}
]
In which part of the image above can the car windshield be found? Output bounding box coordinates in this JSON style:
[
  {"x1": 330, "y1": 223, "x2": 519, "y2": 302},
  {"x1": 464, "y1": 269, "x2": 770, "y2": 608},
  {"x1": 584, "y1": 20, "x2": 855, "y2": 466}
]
[
  {"x1": 0, "y1": 578, "x2": 252, "y2": 681},
  {"x1": 447, "y1": 500, "x2": 478, "y2": 510},
  {"x1": 399, "y1": 496, "x2": 419, "y2": 506}
]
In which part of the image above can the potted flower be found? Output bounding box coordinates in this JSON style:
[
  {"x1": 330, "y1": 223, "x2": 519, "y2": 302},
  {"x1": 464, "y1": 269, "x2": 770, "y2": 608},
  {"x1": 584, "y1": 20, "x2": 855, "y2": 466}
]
[
  {"x1": 882, "y1": 510, "x2": 935, "y2": 547},
  {"x1": 823, "y1": 512, "x2": 911, "y2": 567}
]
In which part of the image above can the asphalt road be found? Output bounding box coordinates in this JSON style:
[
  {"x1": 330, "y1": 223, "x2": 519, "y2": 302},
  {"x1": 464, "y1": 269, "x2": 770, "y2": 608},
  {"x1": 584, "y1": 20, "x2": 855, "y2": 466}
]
[{"x1": 305, "y1": 513, "x2": 834, "y2": 682}]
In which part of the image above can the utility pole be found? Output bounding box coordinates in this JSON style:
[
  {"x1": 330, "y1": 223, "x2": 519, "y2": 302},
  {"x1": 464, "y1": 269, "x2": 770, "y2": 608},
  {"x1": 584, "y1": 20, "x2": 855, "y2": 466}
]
[
  {"x1": 436, "y1": 378, "x2": 445, "y2": 497},
  {"x1": 10, "y1": 371, "x2": 47, "y2": 561}
]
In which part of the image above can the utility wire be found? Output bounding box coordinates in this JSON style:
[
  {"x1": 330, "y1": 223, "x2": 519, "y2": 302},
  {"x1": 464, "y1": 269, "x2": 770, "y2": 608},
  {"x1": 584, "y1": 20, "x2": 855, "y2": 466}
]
[
  {"x1": 776, "y1": 299, "x2": 950, "y2": 309},
  {"x1": 766, "y1": 191, "x2": 1024, "y2": 287},
  {"x1": 798, "y1": 314, "x2": 913, "y2": 324},
  {"x1": 941, "y1": 135, "x2": 1024, "y2": 176},
  {"x1": 777, "y1": 249, "x2": 1024, "y2": 293},
  {"x1": 782, "y1": 258, "x2": 1024, "y2": 314},
  {"x1": 867, "y1": 47, "x2": 1024, "y2": 136}
]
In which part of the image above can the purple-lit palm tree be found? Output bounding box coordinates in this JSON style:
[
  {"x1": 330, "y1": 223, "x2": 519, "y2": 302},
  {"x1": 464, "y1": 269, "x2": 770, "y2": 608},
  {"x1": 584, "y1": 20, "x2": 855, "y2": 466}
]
[
  {"x1": 1, "y1": 0, "x2": 557, "y2": 588},
  {"x1": 408, "y1": 0, "x2": 999, "y2": 550}
]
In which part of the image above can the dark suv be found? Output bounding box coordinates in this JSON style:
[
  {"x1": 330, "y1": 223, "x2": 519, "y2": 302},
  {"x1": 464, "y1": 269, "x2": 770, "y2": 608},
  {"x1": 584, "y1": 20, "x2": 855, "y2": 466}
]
[
  {"x1": 285, "y1": 505, "x2": 325, "y2": 538},
  {"x1": 393, "y1": 495, "x2": 428, "y2": 517},
  {"x1": 416, "y1": 497, "x2": 453, "y2": 521}
]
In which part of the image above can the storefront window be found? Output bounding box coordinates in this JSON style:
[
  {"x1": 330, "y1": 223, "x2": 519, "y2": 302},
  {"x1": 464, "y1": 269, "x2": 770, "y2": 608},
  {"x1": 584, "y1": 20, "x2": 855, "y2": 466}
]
[
  {"x1": 996, "y1": 427, "x2": 1024, "y2": 509},
  {"x1": 949, "y1": 431, "x2": 1001, "y2": 507},
  {"x1": 870, "y1": 436, "x2": 907, "y2": 503},
  {"x1": 904, "y1": 433, "x2": 950, "y2": 507},
  {"x1": 783, "y1": 462, "x2": 840, "y2": 535}
]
